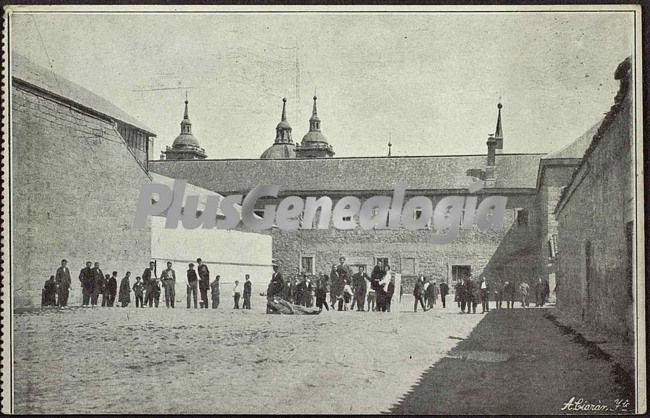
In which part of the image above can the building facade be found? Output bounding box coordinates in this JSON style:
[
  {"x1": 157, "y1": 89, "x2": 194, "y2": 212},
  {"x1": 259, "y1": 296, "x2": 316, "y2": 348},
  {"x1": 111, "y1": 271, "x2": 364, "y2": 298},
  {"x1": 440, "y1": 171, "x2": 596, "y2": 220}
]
[
  {"x1": 11, "y1": 54, "x2": 156, "y2": 307},
  {"x1": 554, "y1": 57, "x2": 635, "y2": 340},
  {"x1": 150, "y1": 58, "x2": 635, "y2": 312},
  {"x1": 10, "y1": 54, "x2": 271, "y2": 307}
]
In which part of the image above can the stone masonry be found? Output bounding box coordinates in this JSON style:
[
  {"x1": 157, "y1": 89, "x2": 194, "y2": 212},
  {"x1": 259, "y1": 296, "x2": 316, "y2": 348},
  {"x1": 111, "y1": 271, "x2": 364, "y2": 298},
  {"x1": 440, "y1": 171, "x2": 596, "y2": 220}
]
[{"x1": 11, "y1": 82, "x2": 152, "y2": 307}]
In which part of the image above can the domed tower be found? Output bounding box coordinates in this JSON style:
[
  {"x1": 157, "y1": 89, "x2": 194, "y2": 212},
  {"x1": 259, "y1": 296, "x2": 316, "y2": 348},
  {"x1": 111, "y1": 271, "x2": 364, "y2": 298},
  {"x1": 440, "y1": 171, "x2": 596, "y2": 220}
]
[
  {"x1": 164, "y1": 97, "x2": 207, "y2": 160},
  {"x1": 295, "y1": 96, "x2": 335, "y2": 158},
  {"x1": 260, "y1": 98, "x2": 296, "y2": 159}
]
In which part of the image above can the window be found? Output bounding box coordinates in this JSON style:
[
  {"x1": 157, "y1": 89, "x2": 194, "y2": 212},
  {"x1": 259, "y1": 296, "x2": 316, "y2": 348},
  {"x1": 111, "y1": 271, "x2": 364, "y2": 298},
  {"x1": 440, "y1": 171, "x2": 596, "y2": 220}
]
[
  {"x1": 451, "y1": 265, "x2": 471, "y2": 283},
  {"x1": 516, "y1": 209, "x2": 529, "y2": 227},
  {"x1": 401, "y1": 257, "x2": 416, "y2": 275},
  {"x1": 301, "y1": 256, "x2": 314, "y2": 275},
  {"x1": 254, "y1": 209, "x2": 265, "y2": 218},
  {"x1": 548, "y1": 234, "x2": 558, "y2": 258},
  {"x1": 375, "y1": 256, "x2": 390, "y2": 269},
  {"x1": 342, "y1": 216, "x2": 352, "y2": 222}
]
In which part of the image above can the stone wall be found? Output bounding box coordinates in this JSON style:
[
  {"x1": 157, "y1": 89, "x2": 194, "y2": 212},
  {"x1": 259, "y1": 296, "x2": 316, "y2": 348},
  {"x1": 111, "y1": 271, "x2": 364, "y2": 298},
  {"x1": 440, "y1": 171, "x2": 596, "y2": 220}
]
[
  {"x1": 535, "y1": 163, "x2": 581, "y2": 298},
  {"x1": 268, "y1": 192, "x2": 542, "y2": 294},
  {"x1": 11, "y1": 83, "x2": 152, "y2": 307},
  {"x1": 555, "y1": 66, "x2": 634, "y2": 340}
]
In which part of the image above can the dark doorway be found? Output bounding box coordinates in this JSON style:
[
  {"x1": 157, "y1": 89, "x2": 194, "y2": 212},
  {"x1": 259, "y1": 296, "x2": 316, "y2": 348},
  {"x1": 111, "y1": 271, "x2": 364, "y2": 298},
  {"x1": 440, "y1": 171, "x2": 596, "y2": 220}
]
[{"x1": 452, "y1": 265, "x2": 471, "y2": 284}]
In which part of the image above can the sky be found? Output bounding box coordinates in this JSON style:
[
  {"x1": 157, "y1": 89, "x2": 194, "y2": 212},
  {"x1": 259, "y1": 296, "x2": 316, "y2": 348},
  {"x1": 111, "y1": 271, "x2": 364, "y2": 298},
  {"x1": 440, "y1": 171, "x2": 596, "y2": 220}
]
[{"x1": 10, "y1": 9, "x2": 635, "y2": 159}]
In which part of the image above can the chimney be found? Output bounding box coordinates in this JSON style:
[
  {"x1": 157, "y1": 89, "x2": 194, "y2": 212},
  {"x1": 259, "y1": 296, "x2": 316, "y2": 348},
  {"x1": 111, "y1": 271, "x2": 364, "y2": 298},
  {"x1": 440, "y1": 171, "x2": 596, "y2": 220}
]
[{"x1": 486, "y1": 134, "x2": 497, "y2": 187}]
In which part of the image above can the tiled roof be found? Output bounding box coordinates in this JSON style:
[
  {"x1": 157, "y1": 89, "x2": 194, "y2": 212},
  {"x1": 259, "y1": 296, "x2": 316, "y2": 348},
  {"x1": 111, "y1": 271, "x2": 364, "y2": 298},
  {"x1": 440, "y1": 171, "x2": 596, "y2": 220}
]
[
  {"x1": 11, "y1": 53, "x2": 155, "y2": 135},
  {"x1": 149, "y1": 153, "x2": 544, "y2": 194},
  {"x1": 543, "y1": 120, "x2": 602, "y2": 160}
]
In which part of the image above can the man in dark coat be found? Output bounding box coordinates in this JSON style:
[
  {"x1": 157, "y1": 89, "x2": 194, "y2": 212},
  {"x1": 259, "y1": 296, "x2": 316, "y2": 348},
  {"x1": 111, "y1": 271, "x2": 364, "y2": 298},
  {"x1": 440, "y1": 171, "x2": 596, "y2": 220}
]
[
  {"x1": 101, "y1": 274, "x2": 111, "y2": 306},
  {"x1": 142, "y1": 261, "x2": 156, "y2": 307},
  {"x1": 91, "y1": 262, "x2": 104, "y2": 306},
  {"x1": 197, "y1": 259, "x2": 210, "y2": 309},
  {"x1": 413, "y1": 276, "x2": 426, "y2": 312},
  {"x1": 463, "y1": 278, "x2": 474, "y2": 313},
  {"x1": 386, "y1": 276, "x2": 396, "y2": 312},
  {"x1": 42, "y1": 275, "x2": 57, "y2": 306},
  {"x1": 351, "y1": 266, "x2": 369, "y2": 311},
  {"x1": 439, "y1": 281, "x2": 449, "y2": 308},
  {"x1": 186, "y1": 263, "x2": 198, "y2": 309},
  {"x1": 106, "y1": 271, "x2": 118, "y2": 307},
  {"x1": 118, "y1": 272, "x2": 131, "y2": 307},
  {"x1": 371, "y1": 259, "x2": 386, "y2": 311},
  {"x1": 243, "y1": 274, "x2": 252, "y2": 309},
  {"x1": 79, "y1": 261, "x2": 94, "y2": 306},
  {"x1": 466, "y1": 278, "x2": 477, "y2": 314},
  {"x1": 55, "y1": 259, "x2": 71, "y2": 307},
  {"x1": 267, "y1": 264, "x2": 284, "y2": 313},
  {"x1": 457, "y1": 279, "x2": 467, "y2": 312},
  {"x1": 493, "y1": 280, "x2": 504, "y2": 309},
  {"x1": 210, "y1": 275, "x2": 221, "y2": 309}
]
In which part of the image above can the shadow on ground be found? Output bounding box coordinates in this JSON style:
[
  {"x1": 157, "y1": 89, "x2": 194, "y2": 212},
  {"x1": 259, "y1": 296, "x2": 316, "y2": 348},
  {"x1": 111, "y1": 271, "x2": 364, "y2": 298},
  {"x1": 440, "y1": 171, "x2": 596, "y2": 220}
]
[{"x1": 387, "y1": 308, "x2": 635, "y2": 415}]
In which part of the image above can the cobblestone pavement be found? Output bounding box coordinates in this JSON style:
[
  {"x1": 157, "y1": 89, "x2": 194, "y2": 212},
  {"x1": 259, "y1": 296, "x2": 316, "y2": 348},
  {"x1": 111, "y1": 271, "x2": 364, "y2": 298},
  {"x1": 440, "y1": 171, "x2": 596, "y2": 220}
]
[{"x1": 13, "y1": 295, "x2": 483, "y2": 414}]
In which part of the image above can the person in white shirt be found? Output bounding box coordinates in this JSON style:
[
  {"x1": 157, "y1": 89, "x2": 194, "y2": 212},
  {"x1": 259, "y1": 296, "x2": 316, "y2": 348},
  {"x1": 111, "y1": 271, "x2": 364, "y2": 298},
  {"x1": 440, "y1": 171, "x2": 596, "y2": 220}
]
[
  {"x1": 233, "y1": 280, "x2": 241, "y2": 309},
  {"x1": 342, "y1": 280, "x2": 354, "y2": 311},
  {"x1": 480, "y1": 276, "x2": 490, "y2": 313}
]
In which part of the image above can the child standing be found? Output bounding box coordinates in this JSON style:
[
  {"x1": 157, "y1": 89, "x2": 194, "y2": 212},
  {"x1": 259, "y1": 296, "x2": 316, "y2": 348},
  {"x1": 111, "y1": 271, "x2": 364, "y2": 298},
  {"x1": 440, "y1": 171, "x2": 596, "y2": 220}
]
[
  {"x1": 342, "y1": 279, "x2": 354, "y2": 311},
  {"x1": 133, "y1": 277, "x2": 145, "y2": 308},
  {"x1": 233, "y1": 280, "x2": 241, "y2": 309}
]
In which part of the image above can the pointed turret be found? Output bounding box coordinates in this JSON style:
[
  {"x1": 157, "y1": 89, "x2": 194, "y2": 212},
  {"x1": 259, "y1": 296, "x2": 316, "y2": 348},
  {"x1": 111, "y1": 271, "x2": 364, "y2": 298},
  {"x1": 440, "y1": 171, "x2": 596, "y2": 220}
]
[
  {"x1": 295, "y1": 96, "x2": 335, "y2": 158},
  {"x1": 261, "y1": 98, "x2": 296, "y2": 159},
  {"x1": 494, "y1": 103, "x2": 504, "y2": 152},
  {"x1": 164, "y1": 96, "x2": 207, "y2": 160},
  {"x1": 274, "y1": 98, "x2": 293, "y2": 144}
]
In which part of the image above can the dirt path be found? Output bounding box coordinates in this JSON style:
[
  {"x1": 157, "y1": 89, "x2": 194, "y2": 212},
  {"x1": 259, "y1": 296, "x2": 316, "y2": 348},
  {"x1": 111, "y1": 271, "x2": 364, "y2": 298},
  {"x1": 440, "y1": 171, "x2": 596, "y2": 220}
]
[
  {"x1": 388, "y1": 308, "x2": 635, "y2": 415},
  {"x1": 12, "y1": 296, "x2": 483, "y2": 414}
]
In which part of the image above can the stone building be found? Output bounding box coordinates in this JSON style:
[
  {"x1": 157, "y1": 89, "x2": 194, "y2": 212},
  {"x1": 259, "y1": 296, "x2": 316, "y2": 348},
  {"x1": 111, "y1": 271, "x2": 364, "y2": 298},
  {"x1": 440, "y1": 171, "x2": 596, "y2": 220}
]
[
  {"x1": 11, "y1": 53, "x2": 156, "y2": 307},
  {"x1": 10, "y1": 54, "x2": 271, "y2": 307},
  {"x1": 151, "y1": 94, "x2": 590, "y2": 293},
  {"x1": 554, "y1": 57, "x2": 635, "y2": 340},
  {"x1": 151, "y1": 60, "x2": 634, "y2": 300}
]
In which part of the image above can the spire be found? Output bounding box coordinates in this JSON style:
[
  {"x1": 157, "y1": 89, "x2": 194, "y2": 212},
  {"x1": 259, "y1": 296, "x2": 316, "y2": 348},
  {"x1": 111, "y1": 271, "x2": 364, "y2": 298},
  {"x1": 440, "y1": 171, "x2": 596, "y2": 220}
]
[
  {"x1": 281, "y1": 97, "x2": 287, "y2": 122},
  {"x1": 275, "y1": 97, "x2": 293, "y2": 144},
  {"x1": 495, "y1": 103, "x2": 503, "y2": 138},
  {"x1": 388, "y1": 140, "x2": 392, "y2": 157},
  {"x1": 181, "y1": 96, "x2": 192, "y2": 135},
  {"x1": 183, "y1": 91, "x2": 190, "y2": 121},
  {"x1": 309, "y1": 96, "x2": 321, "y2": 131},
  {"x1": 494, "y1": 102, "x2": 504, "y2": 152},
  {"x1": 165, "y1": 95, "x2": 207, "y2": 160}
]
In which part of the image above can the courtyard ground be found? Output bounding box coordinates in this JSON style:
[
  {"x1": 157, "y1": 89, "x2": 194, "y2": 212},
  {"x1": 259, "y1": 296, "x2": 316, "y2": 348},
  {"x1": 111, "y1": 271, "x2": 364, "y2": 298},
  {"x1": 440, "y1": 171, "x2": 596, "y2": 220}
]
[
  {"x1": 13, "y1": 294, "x2": 481, "y2": 414},
  {"x1": 389, "y1": 307, "x2": 636, "y2": 415},
  {"x1": 12, "y1": 295, "x2": 636, "y2": 414}
]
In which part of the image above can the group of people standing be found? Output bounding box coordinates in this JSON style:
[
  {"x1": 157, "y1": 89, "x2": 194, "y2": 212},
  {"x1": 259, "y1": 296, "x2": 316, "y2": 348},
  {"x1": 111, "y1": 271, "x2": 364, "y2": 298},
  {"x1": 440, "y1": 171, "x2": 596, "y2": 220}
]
[
  {"x1": 264, "y1": 258, "x2": 401, "y2": 314},
  {"x1": 454, "y1": 276, "x2": 551, "y2": 313},
  {"x1": 412, "y1": 274, "x2": 450, "y2": 312},
  {"x1": 42, "y1": 258, "x2": 226, "y2": 310}
]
